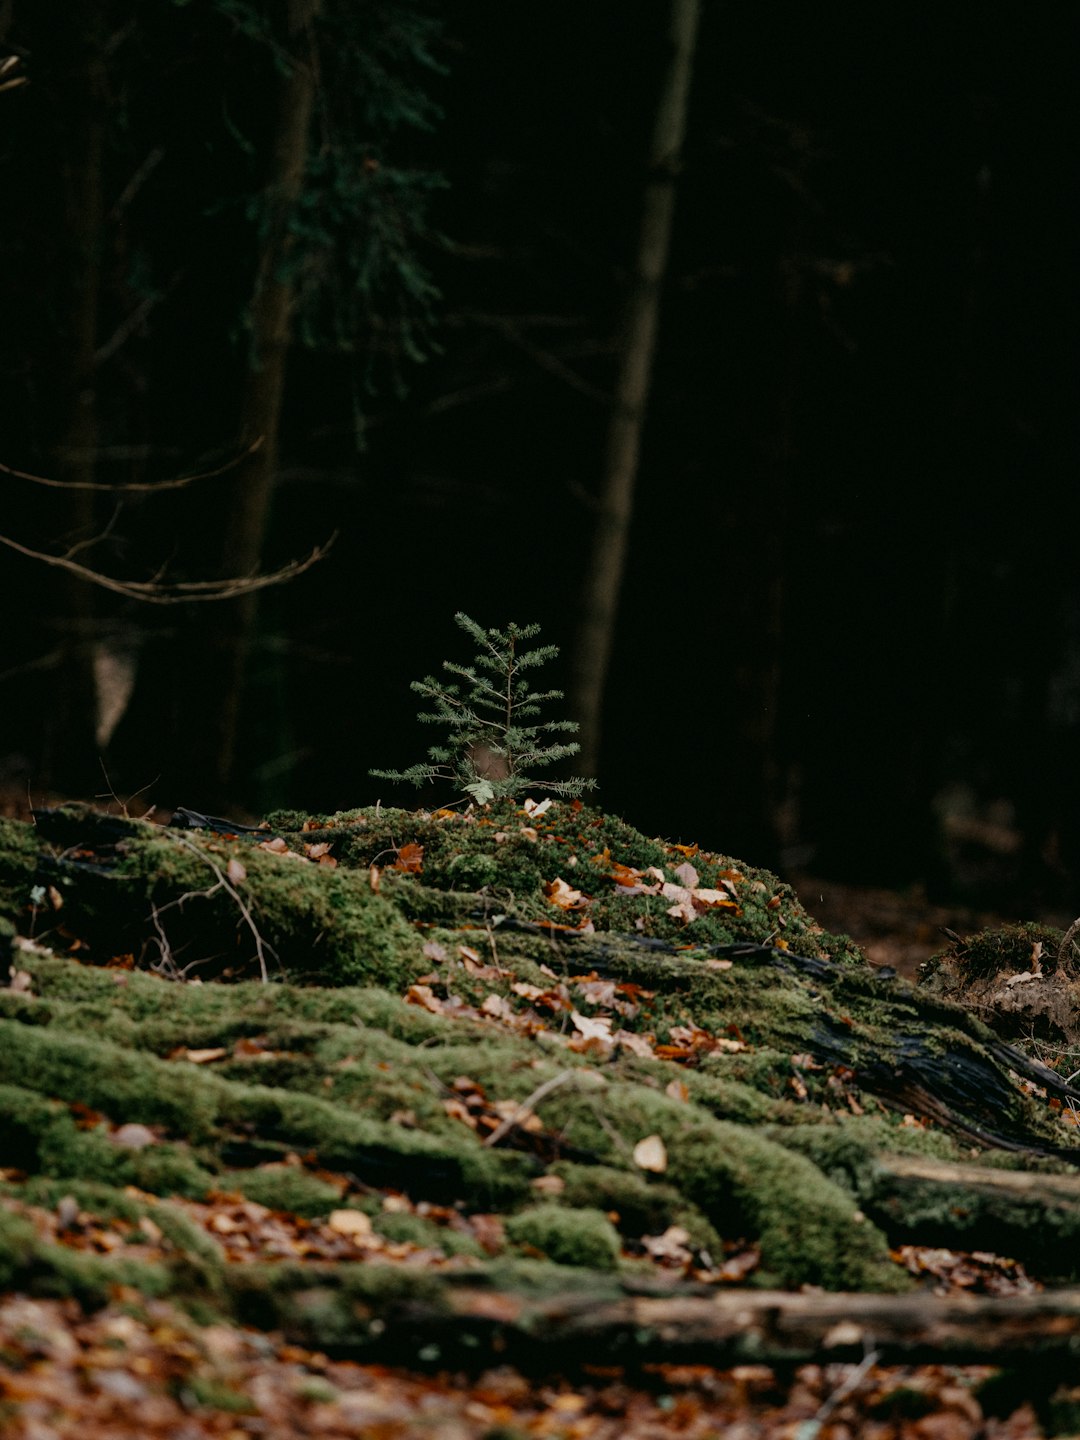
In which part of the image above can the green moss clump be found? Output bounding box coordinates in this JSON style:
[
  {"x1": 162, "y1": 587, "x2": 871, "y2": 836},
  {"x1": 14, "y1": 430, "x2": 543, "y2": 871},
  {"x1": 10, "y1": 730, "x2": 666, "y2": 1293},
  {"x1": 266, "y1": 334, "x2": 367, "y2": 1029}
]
[
  {"x1": 505, "y1": 1204, "x2": 621, "y2": 1270},
  {"x1": 372, "y1": 1211, "x2": 485, "y2": 1258},
  {"x1": 228, "y1": 1166, "x2": 345, "y2": 1219},
  {"x1": 923, "y1": 923, "x2": 1066, "y2": 983}
]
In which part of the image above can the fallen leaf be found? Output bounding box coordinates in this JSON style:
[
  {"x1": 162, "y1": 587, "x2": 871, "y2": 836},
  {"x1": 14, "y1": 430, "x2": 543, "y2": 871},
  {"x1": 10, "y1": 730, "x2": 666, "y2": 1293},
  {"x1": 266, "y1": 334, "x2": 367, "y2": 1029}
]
[
  {"x1": 530, "y1": 1174, "x2": 566, "y2": 1196},
  {"x1": 665, "y1": 1078, "x2": 690, "y2": 1103},
  {"x1": 110, "y1": 1123, "x2": 157, "y2": 1150},
  {"x1": 183, "y1": 1047, "x2": 227, "y2": 1065},
  {"x1": 570, "y1": 1009, "x2": 612, "y2": 1042},
  {"x1": 632, "y1": 1134, "x2": 668, "y2": 1173},
  {"x1": 481, "y1": 993, "x2": 516, "y2": 1021},
  {"x1": 226, "y1": 856, "x2": 247, "y2": 884},
  {"x1": 615, "y1": 1030, "x2": 654, "y2": 1058},
  {"x1": 7, "y1": 969, "x2": 33, "y2": 993},
  {"x1": 422, "y1": 940, "x2": 448, "y2": 963},
  {"x1": 405, "y1": 984, "x2": 443, "y2": 1014},
  {"x1": 327, "y1": 1209, "x2": 373, "y2": 1239},
  {"x1": 642, "y1": 1225, "x2": 693, "y2": 1264},
  {"x1": 392, "y1": 842, "x2": 424, "y2": 874},
  {"x1": 544, "y1": 877, "x2": 588, "y2": 910},
  {"x1": 523, "y1": 798, "x2": 553, "y2": 817}
]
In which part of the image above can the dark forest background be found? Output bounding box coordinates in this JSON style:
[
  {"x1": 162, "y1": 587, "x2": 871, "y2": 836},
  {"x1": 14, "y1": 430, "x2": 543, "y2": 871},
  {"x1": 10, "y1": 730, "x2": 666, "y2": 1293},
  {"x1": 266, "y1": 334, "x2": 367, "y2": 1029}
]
[{"x1": 0, "y1": 1, "x2": 1077, "y2": 911}]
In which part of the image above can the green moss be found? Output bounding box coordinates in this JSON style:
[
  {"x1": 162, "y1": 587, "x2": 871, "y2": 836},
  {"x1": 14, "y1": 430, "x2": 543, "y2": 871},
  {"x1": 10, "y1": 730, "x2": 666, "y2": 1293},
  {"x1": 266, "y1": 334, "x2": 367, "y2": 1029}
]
[
  {"x1": 924, "y1": 923, "x2": 1066, "y2": 982},
  {"x1": 536, "y1": 1082, "x2": 905, "y2": 1290},
  {"x1": 372, "y1": 1211, "x2": 485, "y2": 1258},
  {"x1": 505, "y1": 1204, "x2": 621, "y2": 1270},
  {"x1": 186, "y1": 1378, "x2": 258, "y2": 1415},
  {"x1": 229, "y1": 1165, "x2": 345, "y2": 1218},
  {"x1": 0, "y1": 1207, "x2": 38, "y2": 1288}
]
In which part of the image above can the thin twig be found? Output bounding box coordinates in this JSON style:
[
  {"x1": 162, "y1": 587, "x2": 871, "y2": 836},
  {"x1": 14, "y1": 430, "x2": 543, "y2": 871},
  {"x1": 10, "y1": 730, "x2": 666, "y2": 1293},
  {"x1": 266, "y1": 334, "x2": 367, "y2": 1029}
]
[
  {"x1": 483, "y1": 1069, "x2": 576, "y2": 1148},
  {"x1": 0, "y1": 436, "x2": 264, "y2": 493},
  {"x1": 154, "y1": 834, "x2": 279, "y2": 982},
  {"x1": 798, "y1": 1349, "x2": 881, "y2": 1438},
  {"x1": 0, "y1": 530, "x2": 335, "y2": 604}
]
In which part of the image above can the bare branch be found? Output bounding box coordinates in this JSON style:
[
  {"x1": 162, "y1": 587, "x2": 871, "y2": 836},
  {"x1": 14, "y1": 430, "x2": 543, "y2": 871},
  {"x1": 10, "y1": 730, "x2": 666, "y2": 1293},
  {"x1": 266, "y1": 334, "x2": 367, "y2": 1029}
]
[
  {"x1": 0, "y1": 527, "x2": 335, "y2": 604},
  {"x1": 0, "y1": 436, "x2": 265, "y2": 493},
  {"x1": 154, "y1": 834, "x2": 279, "y2": 983}
]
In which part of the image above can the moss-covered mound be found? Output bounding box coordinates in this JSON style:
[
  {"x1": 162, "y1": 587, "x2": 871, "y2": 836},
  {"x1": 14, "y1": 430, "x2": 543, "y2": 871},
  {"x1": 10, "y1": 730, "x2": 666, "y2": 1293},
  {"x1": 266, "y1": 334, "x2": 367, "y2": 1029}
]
[
  {"x1": 0, "y1": 799, "x2": 1078, "y2": 1355},
  {"x1": 920, "y1": 923, "x2": 1080, "y2": 1044}
]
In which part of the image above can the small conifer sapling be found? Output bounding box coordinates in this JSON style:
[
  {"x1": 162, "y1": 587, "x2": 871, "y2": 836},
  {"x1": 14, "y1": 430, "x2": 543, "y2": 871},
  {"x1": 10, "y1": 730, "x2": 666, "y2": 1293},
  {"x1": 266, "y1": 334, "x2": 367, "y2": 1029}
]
[{"x1": 370, "y1": 612, "x2": 597, "y2": 805}]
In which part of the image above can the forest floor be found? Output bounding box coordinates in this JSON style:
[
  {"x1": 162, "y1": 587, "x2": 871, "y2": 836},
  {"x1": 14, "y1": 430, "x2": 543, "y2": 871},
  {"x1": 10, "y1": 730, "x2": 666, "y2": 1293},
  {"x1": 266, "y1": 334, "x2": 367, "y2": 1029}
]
[{"x1": 2, "y1": 798, "x2": 1079, "y2": 1438}]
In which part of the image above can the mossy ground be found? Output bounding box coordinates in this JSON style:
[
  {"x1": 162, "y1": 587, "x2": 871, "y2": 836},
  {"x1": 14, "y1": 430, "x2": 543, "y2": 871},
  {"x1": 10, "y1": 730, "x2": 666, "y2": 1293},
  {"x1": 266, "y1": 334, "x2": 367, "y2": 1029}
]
[{"x1": 0, "y1": 799, "x2": 1076, "y2": 1347}]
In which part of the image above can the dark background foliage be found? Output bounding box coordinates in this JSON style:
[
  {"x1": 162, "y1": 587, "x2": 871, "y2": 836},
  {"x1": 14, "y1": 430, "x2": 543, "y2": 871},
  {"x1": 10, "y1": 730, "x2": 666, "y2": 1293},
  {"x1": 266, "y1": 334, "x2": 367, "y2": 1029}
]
[{"x1": 0, "y1": 0, "x2": 1076, "y2": 908}]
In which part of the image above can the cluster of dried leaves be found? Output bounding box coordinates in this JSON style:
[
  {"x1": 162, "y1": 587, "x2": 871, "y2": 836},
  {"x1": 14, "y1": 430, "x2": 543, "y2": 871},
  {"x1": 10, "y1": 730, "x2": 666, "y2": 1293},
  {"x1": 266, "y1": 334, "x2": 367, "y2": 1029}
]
[{"x1": 0, "y1": 1289, "x2": 1046, "y2": 1440}]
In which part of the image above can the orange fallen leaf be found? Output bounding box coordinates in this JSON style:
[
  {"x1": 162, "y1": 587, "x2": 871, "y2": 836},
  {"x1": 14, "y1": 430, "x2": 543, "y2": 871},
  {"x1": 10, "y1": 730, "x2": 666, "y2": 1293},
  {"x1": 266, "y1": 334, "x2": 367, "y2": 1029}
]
[
  {"x1": 544, "y1": 877, "x2": 588, "y2": 909},
  {"x1": 393, "y1": 842, "x2": 424, "y2": 873},
  {"x1": 183, "y1": 1047, "x2": 228, "y2": 1065},
  {"x1": 406, "y1": 983, "x2": 443, "y2": 1014}
]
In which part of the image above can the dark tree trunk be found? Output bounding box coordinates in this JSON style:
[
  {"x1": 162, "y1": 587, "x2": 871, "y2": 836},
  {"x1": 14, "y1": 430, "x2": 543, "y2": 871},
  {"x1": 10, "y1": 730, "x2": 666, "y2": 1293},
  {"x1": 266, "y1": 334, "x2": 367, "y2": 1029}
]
[
  {"x1": 196, "y1": 3, "x2": 321, "y2": 800},
  {"x1": 46, "y1": 10, "x2": 109, "y2": 789},
  {"x1": 571, "y1": 0, "x2": 700, "y2": 777}
]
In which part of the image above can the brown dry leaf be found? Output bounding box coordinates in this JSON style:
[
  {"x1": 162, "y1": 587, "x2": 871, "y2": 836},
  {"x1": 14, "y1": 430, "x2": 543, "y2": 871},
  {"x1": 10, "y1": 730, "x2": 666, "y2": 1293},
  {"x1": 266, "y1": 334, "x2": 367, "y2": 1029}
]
[
  {"x1": 570, "y1": 1009, "x2": 612, "y2": 1043},
  {"x1": 511, "y1": 981, "x2": 546, "y2": 1000},
  {"x1": 576, "y1": 979, "x2": 617, "y2": 1007},
  {"x1": 481, "y1": 993, "x2": 516, "y2": 1021},
  {"x1": 422, "y1": 940, "x2": 448, "y2": 963},
  {"x1": 7, "y1": 969, "x2": 33, "y2": 993},
  {"x1": 615, "y1": 1030, "x2": 654, "y2": 1058},
  {"x1": 665, "y1": 1078, "x2": 691, "y2": 1103},
  {"x1": 443, "y1": 1096, "x2": 477, "y2": 1127},
  {"x1": 642, "y1": 1225, "x2": 693, "y2": 1264},
  {"x1": 183, "y1": 1047, "x2": 228, "y2": 1065},
  {"x1": 673, "y1": 861, "x2": 699, "y2": 889},
  {"x1": 47, "y1": 885, "x2": 64, "y2": 910},
  {"x1": 719, "y1": 1246, "x2": 762, "y2": 1282},
  {"x1": 530, "y1": 1174, "x2": 566, "y2": 1196},
  {"x1": 369, "y1": 864, "x2": 381, "y2": 892},
  {"x1": 458, "y1": 945, "x2": 482, "y2": 964},
  {"x1": 490, "y1": 1099, "x2": 543, "y2": 1134},
  {"x1": 468, "y1": 1213, "x2": 506, "y2": 1254},
  {"x1": 392, "y1": 842, "x2": 424, "y2": 873},
  {"x1": 226, "y1": 856, "x2": 247, "y2": 884},
  {"x1": 405, "y1": 983, "x2": 443, "y2": 1014},
  {"x1": 327, "y1": 1209, "x2": 373, "y2": 1239},
  {"x1": 691, "y1": 887, "x2": 740, "y2": 910},
  {"x1": 632, "y1": 1134, "x2": 668, "y2": 1173},
  {"x1": 544, "y1": 876, "x2": 588, "y2": 910}
]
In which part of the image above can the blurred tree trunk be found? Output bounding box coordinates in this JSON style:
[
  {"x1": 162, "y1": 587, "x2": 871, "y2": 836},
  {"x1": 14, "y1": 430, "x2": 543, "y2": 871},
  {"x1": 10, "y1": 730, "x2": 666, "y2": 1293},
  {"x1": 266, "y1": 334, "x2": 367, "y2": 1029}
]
[
  {"x1": 201, "y1": 2, "x2": 321, "y2": 798},
  {"x1": 570, "y1": 0, "x2": 700, "y2": 777},
  {"x1": 47, "y1": 9, "x2": 108, "y2": 787}
]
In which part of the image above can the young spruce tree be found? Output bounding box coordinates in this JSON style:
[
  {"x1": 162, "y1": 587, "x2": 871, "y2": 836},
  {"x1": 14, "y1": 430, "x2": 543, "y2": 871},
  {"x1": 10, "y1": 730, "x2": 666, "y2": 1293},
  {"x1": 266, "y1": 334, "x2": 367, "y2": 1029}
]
[{"x1": 371, "y1": 613, "x2": 596, "y2": 805}]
